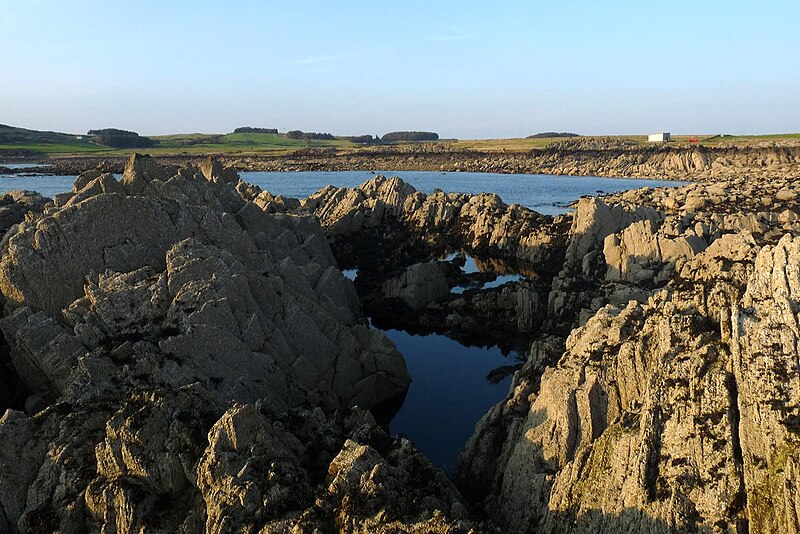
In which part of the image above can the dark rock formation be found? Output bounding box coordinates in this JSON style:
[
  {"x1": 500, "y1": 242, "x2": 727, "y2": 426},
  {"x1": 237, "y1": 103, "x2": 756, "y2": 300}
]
[
  {"x1": 0, "y1": 156, "x2": 500, "y2": 533},
  {"x1": 304, "y1": 175, "x2": 570, "y2": 271}
]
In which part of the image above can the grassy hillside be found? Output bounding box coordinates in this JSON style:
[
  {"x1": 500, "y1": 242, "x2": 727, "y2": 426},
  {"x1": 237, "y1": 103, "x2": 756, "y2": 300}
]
[
  {"x1": 0, "y1": 124, "x2": 107, "y2": 154},
  {"x1": 148, "y1": 132, "x2": 356, "y2": 154},
  {"x1": 451, "y1": 133, "x2": 800, "y2": 152},
  {"x1": 0, "y1": 125, "x2": 358, "y2": 157}
]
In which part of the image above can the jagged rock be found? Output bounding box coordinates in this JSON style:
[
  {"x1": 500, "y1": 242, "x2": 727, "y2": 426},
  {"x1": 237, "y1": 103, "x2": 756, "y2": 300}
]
[
  {"x1": 39, "y1": 142, "x2": 800, "y2": 182},
  {"x1": 0, "y1": 155, "x2": 409, "y2": 413},
  {"x1": 603, "y1": 218, "x2": 706, "y2": 285},
  {"x1": 456, "y1": 221, "x2": 800, "y2": 532},
  {"x1": 0, "y1": 190, "x2": 48, "y2": 240},
  {"x1": 306, "y1": 175, "x2": 569, "y2": 268},
  {"x1": 0, "y1": 390, "x2": 487, "y2": 533},
  {"x1": 730, "y1": 234, "x2": 800, "y2": 533},
  {"x1": 547, "y1": 197, "x2": 661, "y2": 331},
  {"x1": 0, "y1": 157, "x2": 449, "y2": 533},
  {"x1": 4, "y1": 147, "x2": 800, "y2": 533},
  {"x1": 253, "y1": 190, "x2": 301, "y2": 213},
  {"x1": 562, "y1": 197, "x2": 661, "y2": 270}
]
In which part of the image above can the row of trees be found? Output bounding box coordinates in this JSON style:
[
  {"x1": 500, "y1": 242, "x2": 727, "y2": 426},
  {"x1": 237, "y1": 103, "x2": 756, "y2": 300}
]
[
  {"x1": 381, "y1": 131, "x2": 439, "y2": 142},
  {"x1": 87, "y1": 129, "x2": 156, "y2": 148},
  {"x1": 233, "y1": 127, "x2": 278, "y2": 134},
  {"x1": 228, "y1": 128, "x2": 441, "y2": 144},
  {"x1": 285, "y1": 130, "x2": 336, "y2": 140},
  {"x1": 526, "y1": 132, "x2": 580, "y2": 139},
  {"x1": 342, "y1": 135, "x2": 378, "y2": 144}
]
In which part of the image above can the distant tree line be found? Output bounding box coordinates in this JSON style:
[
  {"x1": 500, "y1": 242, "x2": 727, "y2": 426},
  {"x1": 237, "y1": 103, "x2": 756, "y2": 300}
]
[
  {"x1": 285, "y1": 130, "x2": 335, "y2": 140},
  {"x1": 342, "y1": 135, "x2": 378, "y2": 144},
  {"x1": 225, "y1": 128, "x2": 441, "y2": 144},
  {"x1": 381, "y1": 131, "x2": 439, "y2": 142},
  {"x1": 232, "y1": 127, "x2": 279, "y2": 134},
  {"x1": 88, "y1": 128, "x2": 156, "y2": 148},
  {"x1": 526, "y1": 132, "x2": 580, "y2": 139}
]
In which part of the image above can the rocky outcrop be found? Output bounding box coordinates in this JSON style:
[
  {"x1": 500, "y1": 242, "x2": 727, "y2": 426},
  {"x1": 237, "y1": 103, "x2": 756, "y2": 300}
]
[
  {"x1": 4, "y1": 147, "x2": 800, "y2": 532},
  {"x1": 0, "y1": 391, "x2": 488, "y2": 533},
  {"x1": 459, "y1": 233, "x2": 760, "y2": 532},
  {"x1": 730, "y1": 235, "x2": 800, "y2": 533},
  {"x1": 547, "y1": 175, "x2": 800, "y2": 333},
  {"x1": 458, "y1": 165, "x2": 800, "y2": 532},
  {"x1": 369, "y1": 275, "x2": 546, "y2": 352},
  {"x1": 0, "y1": 190, "x2": 48, "y2": 237},
  {"x1": 547, "y1": 197, "x2": 663, "y2": 332},
  {"x1": 305, "y1": 175, "x2": 570, "y2": 270},
  {"x1": 0, "y1": 157, "x2": 514, "y2": 533},
  {"x1": 603, "y1": 219, "x2": 706, "y2": 285},
  {"x1": 44, "y1": 140, "x2": 800, "y2": 182},
  {"x1": 300, "y1": 177, "x2": 568, "y2": 349},
  {"x1": 0, "y1": 156, "x2": 409, "y2": 413}
]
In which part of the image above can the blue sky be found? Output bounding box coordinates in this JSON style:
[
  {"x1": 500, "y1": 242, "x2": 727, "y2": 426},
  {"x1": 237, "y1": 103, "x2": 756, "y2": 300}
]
[{"x1": 1, "y1": 0, "x2": 798, "y2": 137}]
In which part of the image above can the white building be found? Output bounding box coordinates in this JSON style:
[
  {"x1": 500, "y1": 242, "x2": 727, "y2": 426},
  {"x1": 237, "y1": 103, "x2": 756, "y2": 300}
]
[{"x1": 648, "y1": 132, "x2": 670, "y2": 142}]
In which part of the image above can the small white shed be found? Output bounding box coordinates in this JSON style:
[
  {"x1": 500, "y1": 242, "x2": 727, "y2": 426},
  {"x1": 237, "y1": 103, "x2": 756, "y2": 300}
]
[{"x1": 648, "y1": 132, "x2": 670, "y2": 142}]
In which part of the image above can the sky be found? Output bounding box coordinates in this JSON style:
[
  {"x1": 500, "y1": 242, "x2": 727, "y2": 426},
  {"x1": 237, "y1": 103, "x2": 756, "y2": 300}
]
[{"x1": 1, "y1": 0, "x2": 798, "y2": 138}]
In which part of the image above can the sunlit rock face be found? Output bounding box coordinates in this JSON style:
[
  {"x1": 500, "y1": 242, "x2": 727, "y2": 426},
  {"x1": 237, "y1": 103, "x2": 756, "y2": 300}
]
[
  {"x1": 305, "y1": 175, "x2": 571, "y2": 269},
  {"x1": 458, "y1": 167, "x2": 800, "y2": 532}
]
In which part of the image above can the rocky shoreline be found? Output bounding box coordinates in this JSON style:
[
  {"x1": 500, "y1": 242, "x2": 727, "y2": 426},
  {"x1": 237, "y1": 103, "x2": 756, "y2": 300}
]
[
  {"x1": 1, "y1": 153, "x2": 800, "y2": 532},
  {"x1": 5, "y1": 138, "x2": 800, "y2": 182}
]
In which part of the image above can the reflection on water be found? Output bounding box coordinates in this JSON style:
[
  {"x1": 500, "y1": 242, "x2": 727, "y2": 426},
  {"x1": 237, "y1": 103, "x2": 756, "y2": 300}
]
[
  {"x1": 383, "y1": 327, "x2": 516, "y2": 475},
  {"x1": 445, "y1": 252, "x2": 527, "y2": 294},
  {"x1": 473, "y1": 256, "x2": 540, "y2": 278}
]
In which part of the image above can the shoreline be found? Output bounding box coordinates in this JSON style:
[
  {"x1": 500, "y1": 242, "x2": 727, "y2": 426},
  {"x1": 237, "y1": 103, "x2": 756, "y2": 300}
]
[{"x1": 3, "y1": 141, "x2": 798, "y2": 182}]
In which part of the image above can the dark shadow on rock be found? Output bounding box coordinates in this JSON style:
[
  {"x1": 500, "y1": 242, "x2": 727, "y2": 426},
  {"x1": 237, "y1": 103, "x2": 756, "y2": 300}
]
[
  {"x1": 543, "y1": 506, "x2": 740, "y2": 533},
  {"x1": 0, "y1": 335, "x2": 29, "y2": 412}
]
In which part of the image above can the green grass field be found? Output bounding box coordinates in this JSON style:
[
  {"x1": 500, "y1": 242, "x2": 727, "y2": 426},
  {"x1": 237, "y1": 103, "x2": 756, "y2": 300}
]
[
  {"x1": 150, "y1": 132, "x2": 357, "y2": 154},
  {"x1": 0, "y1": 126, "x2": 361, "y2": 157},
  {"x1": 0, "y1": 142, "x2": 107, "y2": 154},
  {"x1": 1, "y1": 124, "x2": 798, "y2": 158}
]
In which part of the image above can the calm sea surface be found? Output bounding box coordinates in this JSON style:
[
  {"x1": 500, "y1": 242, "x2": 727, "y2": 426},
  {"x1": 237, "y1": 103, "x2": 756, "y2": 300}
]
[
  {"x1": 0, "y1": 168, "x2": 685, "y2": 215},
  {"x1": 0, "y1": 167, "x2": 685, "y2": 472}
]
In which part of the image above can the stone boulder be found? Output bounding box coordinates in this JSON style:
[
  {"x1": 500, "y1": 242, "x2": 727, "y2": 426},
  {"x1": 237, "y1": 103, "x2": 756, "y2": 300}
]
[
  {"x1": 306, "y1": 175, "x2": 569, "y2": 268},
  {"x1": 0, "y1": 156, "x2": 432, "y2": 532},
  {"x1": 0, "y1": 155, "x2": 409, "y2": 413}
]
